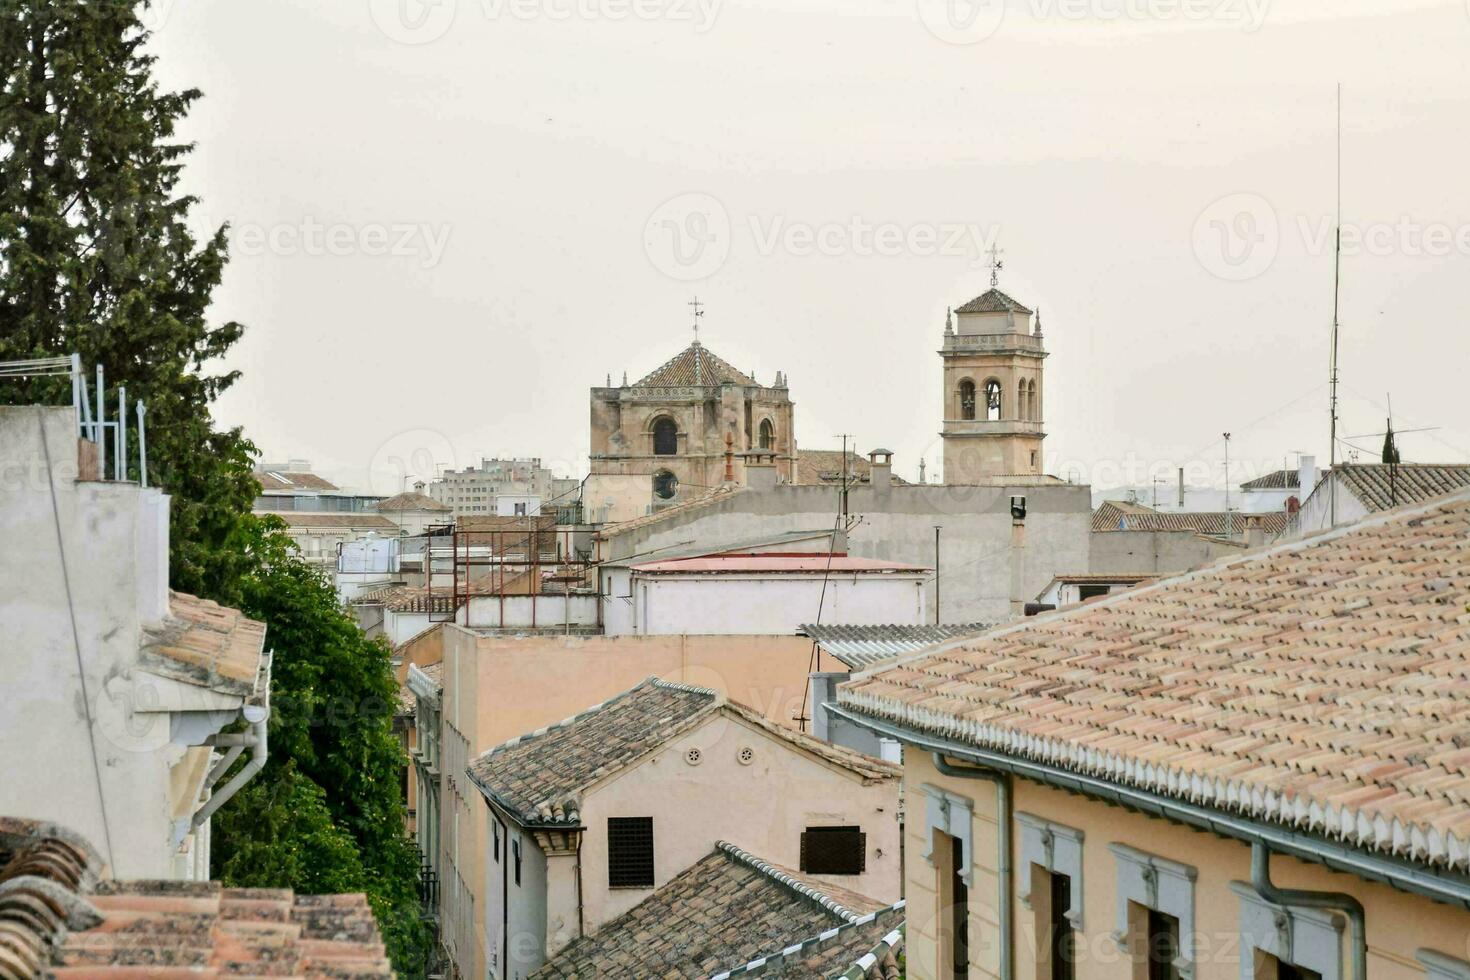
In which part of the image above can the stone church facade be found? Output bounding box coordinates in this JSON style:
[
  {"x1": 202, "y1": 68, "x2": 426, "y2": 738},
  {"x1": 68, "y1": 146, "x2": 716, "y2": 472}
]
[{"x1": 589, "y1": 341, "x2": 797, "y2": 505}]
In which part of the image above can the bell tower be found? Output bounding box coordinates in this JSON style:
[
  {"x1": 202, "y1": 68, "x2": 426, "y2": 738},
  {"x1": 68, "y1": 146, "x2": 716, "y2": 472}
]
[{"x1": 939, "y1": 264, "x2": 1047, "y2": 484}]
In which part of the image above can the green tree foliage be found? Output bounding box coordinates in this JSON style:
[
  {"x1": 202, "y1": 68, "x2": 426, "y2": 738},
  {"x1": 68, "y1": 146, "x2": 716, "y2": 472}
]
[{"x1": 0, "y1": 3, "x2": 426, "y2": 971}]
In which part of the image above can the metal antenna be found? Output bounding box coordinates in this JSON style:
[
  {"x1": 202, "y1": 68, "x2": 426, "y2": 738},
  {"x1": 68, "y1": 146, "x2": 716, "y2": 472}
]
[
  {"x1": 688, "y1": 295, "x2": 704, "y2": 344},
  {"x1": 1329, "y1": 82, "x2": 1342, "y2": 526},
  {"x1": 987, "y1": 243, "x2": 1005, "y2": 288}
]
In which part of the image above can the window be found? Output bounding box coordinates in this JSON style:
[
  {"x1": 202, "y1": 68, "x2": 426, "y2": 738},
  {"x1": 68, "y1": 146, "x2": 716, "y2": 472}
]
[
  {"x1": 513, "y1": 502, "x2": 527, "y2": 516},
  {"x1": 1231, "y1": 881, "x2": 1344, "y2": 980},
  {"x1": 512, "y1": 839, "x2": 521, "y2": 886},
  {"x1": 493, "y1": 822, "x2": 500, "y2": 863},
  {"x1": 1078, "y1": 584, "x2": 1110, "y2": 600},
  {"x1": 984, "y1": 379, "x2": 1003, "y2": 421},
  {"x1": 1146, "y1": 908, "x2": 1181, "y2": 980},
  {"x1": 608, "y1": 817, "x2": 654, "y2": 888},
  {"x1": 1048, "y1": 871, "x2": 1075, "y2": 980},
  {"x1": 652, "y1": 469, "x2": 678, "y2": 500},
  {"x1": 759, "y1": 418, "x2": 774, "y2": 449},
  {"x1": 958, "y1": 379, "x2": 976, "y2": 421},
  {"x1": 800, "y1": 826, "x2": 865, "y2": 875},
  {"x1": 939, "y1": 830, "x2": 969, "y2": 980},
  {"x1": 652, "y1": 416, "x2": 678, "y2": 456},
  {"x1": 1110, "y1": 844, "x2": 1196, "y2": 979}
]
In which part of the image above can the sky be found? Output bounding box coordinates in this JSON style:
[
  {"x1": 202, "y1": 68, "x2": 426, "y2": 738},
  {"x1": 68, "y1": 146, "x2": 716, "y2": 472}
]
[{"x1": 145, "y1": 0, "x2": 1470, "y2": 496}]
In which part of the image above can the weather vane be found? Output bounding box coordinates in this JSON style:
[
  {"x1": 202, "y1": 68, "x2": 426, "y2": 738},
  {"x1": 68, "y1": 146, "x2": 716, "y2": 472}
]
[
  {"x1": 688, "y1": 295, "x2": 705, "y2": 343},
  {"x1": 987, "y1": 243, "x2": 1004, "y2": 288}
]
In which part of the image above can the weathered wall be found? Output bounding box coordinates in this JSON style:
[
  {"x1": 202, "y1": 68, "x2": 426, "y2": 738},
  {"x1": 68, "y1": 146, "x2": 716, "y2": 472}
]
[
  {"x1": 1088, "y1": 528, "x2": 1241, "y2": 576},
  {"x1": 598, "y1": 480, "x2": 1092, "y2": 623},
  {"x1": 629, "y1": 572, "x2": 927, "y2": 635}
]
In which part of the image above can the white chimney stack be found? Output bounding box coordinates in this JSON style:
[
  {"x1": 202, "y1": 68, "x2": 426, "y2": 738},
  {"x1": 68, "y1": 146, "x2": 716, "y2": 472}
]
[{"x1": 1298, "y1": 454, "x2": 1317, "y2": 498}]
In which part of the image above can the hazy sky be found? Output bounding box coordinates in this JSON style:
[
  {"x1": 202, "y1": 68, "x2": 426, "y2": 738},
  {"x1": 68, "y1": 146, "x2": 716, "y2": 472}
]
[{"x1": 146, "y1": 0, "x2": 1470, "y2": 496}]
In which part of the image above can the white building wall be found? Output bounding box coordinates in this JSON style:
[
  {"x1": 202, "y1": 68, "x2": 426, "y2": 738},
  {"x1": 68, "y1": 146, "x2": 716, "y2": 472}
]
[{"x1": 627, "y1": 573, "x2": 927, "y2": 635}]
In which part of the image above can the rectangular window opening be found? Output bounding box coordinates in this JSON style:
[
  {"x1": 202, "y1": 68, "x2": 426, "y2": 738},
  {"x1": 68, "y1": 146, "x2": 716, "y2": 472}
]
[
  {"x1": 608, "y1": 816, "x2": 655, "y2": 888},
  {"x1": 800, "y1": 825, "x2": 866, "y2": 876},
  {"x1": 1048, "y1": 870, "x2": 1075, "y2": 980},
  {"x1": 1145, "y1": 908, "x2": 1181, "y2": 980}
]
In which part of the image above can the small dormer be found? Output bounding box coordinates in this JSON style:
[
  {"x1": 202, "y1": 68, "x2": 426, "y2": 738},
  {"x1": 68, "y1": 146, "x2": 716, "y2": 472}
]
[{"x1": 952, "y1": 288, "x2": 1034, "y2": 337}]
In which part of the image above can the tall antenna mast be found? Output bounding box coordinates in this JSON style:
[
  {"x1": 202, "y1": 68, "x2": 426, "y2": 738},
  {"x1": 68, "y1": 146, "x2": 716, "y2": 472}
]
[{"x1": 1328, "y1": 82, "x2": 1342, "y2": 526}]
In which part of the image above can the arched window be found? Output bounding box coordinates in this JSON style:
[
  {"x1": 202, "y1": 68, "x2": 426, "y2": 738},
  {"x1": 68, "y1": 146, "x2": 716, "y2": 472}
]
[
  {"x1": 984, "y1": 379, "x2": 1003, "y2": 421},
  {"x1": 652, "y1": 417, "x2": 678, "y2": 456},
  {"x1": 759, "y1": 419, "x2": 774, "y2": 450},
  {"x1": 1028, "y1": 380, "x2": 1038, "y2": 421},
  {"x1": 959, "y1": 379, "x2": 976, "y2": 421},
  {"x1": 653, "y1": 470, "x2": 678, "y2": 500}
]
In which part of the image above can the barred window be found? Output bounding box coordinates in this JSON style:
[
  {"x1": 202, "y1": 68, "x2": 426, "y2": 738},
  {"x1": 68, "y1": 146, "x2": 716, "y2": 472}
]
[
  {"x1": 608, "y1": 817, "x2": 655, "y2": 888},
  {"x1": 800, "y1": 826, "x2": 866, "y2": 876}
]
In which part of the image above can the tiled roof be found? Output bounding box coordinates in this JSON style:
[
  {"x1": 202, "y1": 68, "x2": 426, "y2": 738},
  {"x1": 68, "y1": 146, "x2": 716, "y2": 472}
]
[
  {"x1": 399, "y1": 661, "x2": 443, "y2": 714},
  {"x1": 1334, "y1": 463, "x2": 1470, "y2": 513},
  {"x1": 596, "y1": 485, "x2": 747, "y2": 541},
  {"x1": 1091, "y1": 500, "x2": 1289, "y2": 536},
  {"x1": 373, "y1": 491, "x2": 450, "y2": 512},
  {"x1": 138, "y1": 592, "x2": 268, "y2": 699},
  {"x1": 633, "y1": 342, "x2": 757, "y2": 388},
  {"x1": 0, "y1": 816, "x2": 393, "y2": 980},
  {"x1": 254, "y1": 469, "x2": 340, "y2": 492},
  {"x1": 269, "y1": 512, "x2": 399, "y2": 531},
  {"x1": 532, "y1": 841, "x2": 904, "y2": 980},
  {"x1": 1047, "y1": 573, "x2": 1155, "y2": 585},
  {"x1": 840, "y1": 489, "x2": 1470, "y2": 873},
  {"x1": 953, "y1": 288, "x2": 1032, "y2": 315},
  {"x1": 467, "y1": 679, "x2": 897, "y2": 827},
  {"x1": 1241, "y1": 469, "x2": 1300, "y2": 491},
  {"x1": 631, "y1": 554, "x2": 926, "y2": 575},
  {"x1": 801, "y1": 623, "x2": 997, "y2": 670}
]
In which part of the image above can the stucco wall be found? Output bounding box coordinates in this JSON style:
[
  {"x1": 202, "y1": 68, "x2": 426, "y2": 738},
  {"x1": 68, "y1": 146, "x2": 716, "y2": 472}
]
[
  {"x1": 0, "y1": 406, "x2": 191, "y2": 879},
  {"x1": 901, "y1": 752, "x2": 1470, "y2": 980},
  {"x1": 598, "y1": 480, "x2": 1092, "y2": 623},
  {"x1": 438, "y1": 628, "x2": 817, "y2": 980},
  {"x1": 629, "y1": 572, "x2": 927, "y2": 635},
  {"x1": 1088, "y1": 528, "x2": 1242, "y2": 577}
]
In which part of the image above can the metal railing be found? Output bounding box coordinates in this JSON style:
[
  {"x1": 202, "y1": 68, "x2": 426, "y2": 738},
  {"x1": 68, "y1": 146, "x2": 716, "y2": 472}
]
[{"x1": 0, "y1": 353, "x2": 150, "y2": 485}]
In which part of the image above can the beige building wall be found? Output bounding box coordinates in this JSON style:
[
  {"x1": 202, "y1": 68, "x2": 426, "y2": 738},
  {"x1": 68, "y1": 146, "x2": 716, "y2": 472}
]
[
  {"x1": 902, "y1": 752, "x2": 1470, "y2": 980},
  {"x1": 569, "y1": 709, "x2": 901, "y2": 947},
  {"x1": 436, "y1": 628, "x2": 817, "y2": 980}
]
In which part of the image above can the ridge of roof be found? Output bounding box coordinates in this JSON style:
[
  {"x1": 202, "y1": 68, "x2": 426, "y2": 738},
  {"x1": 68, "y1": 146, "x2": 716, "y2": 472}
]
[
  {"x1": 833, "y1": 922, "x2": 906, "y2": 980},
  {"x1": 714, "y1": 841, "x2": 872, "y2": 924},
  {"x1": 466, "y1": 677, "x2": 724, "y2": 826},
  {"x1": 708, "y1": 899, "x2": 907, "y2": 980},
  {"x1": 375, "y1": 490, "x2": 451, "y2": 511},
  {"x1": 953, "y1": 287, "x2": 1032, "y2": 315},
  {"x1": 596, "y1": 484, "x2": 747, "y2": 540},
  {"x1": 633, "y1": 341, "x2": 758, "y2": 388},
  {"x1": 839, "y1": 487, "x2": 1470, "y2": 874}
]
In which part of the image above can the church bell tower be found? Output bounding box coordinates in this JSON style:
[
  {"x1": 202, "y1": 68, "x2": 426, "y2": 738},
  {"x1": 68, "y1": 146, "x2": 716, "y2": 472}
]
[{"x1": 939, "y1": 261, "x2": 1047, "y2": 484}]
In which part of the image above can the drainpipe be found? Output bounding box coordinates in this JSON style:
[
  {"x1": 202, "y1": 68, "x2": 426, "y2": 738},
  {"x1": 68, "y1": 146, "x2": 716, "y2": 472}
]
[
  {"x1": 192, "y1": 705, "x2": 269, "y2": 829},
  {"x1": 933, "y1": 752, "x2": 1012, "y2": 980},
  {"x1": 1251, "y1": 843, "x2": 1366, "y2": 980}
]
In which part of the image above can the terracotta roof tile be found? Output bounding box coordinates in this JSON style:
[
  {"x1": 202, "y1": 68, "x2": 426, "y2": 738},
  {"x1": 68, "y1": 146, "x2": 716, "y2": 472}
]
[
  {"x1": 1092, "y1": 500, "x2": 1289, "y2": 536},
  {"x1": 532, "y1": 842, "x2": 903, "y2": 979},
  {"x1": 138, "y1": 592, "x2": 267, "y2": 698},
  {"x1": 633, "y1": 342, "x2": 757, "y2": 388},
  {"x1": 840, "y1": 490, "x2": 1470, "y2": 872},
  {"x1": 0, "y1": 819, "x2": 393, "y2": 980},
  {"x1": 953, "y1": 287, "x2": 1032, "y2": 315},
  {"x1": 372, "y1": 491, "x2": 450, "y2": 513},
  {"x1": 1333, "y1": 463, "x2": 1470, "y2": 512}
]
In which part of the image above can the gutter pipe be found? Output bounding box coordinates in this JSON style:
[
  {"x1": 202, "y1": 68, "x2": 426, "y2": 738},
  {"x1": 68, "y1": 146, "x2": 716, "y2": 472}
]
[
  {"x1": 825, "y1": 703, "x2": 1470, "y2": 914},
  {"x1": 193, "y1": 706, "x2": 269, "y2": 829},
  {"x1": 1252, "y1": 843, "x2": 1367, "y2": 980},
  {"x1": 932, "y1": 752, "x2": 1012, "y2": 980}
]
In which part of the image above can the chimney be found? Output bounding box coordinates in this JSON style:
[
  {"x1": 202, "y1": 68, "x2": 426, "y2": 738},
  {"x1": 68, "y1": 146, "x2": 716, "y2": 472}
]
[
  {"x1": 1243, "y1": 513, "x2": 1265, "y2": 549},
  {"x1": 745, "y1": 451, "x2": 778, "y2": 492},
  {"x1": 1297, "y1": 454, "x2": 1317, "y2": 497},
  {"x1": 1177, "y1": 467, "x2": 1185, "y2": 508},
  {"x1": 868, "y1": 449, "x2": 894, "y2": 490}
]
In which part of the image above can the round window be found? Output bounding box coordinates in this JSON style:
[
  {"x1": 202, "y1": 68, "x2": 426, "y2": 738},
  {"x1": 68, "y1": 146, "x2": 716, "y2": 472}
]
[{"x1": 653, "y1": 470, "x2": 678, "y2": 500}]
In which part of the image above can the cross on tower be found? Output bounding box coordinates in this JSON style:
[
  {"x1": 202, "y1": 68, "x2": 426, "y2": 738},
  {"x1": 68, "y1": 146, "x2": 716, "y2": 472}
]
[
  {"x1": 987, "y1": 244, "x2": 1004, "y2": 288},
  {"x1": 688, "y1": 296, "x2": 705, "y2": 343}
]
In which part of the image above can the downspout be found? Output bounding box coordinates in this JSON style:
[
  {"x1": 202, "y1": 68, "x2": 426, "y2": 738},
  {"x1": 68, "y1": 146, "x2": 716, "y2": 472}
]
[
  {"x1": 1251, "y1": 843, "x2": 1366, "y2": 980},
  {"x1": 933, "y1": 752, "x2": 1012, "y2": 980},
  {"x1": 193, "y1": 706, "x2": 269, "y2": 829}
]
